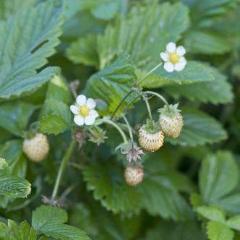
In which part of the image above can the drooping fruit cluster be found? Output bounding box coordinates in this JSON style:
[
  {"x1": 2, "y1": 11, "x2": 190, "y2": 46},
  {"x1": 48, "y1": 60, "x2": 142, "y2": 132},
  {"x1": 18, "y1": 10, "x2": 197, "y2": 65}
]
[
  {"x1": 159, "y1": 104, "x2": 183, "y2": 138},
  {"x1": 124, "y1": 165, "x2": 144, "y2": 186},
  {"x1": 23, "y1": 133, "x2": 49, "y2": 162}
]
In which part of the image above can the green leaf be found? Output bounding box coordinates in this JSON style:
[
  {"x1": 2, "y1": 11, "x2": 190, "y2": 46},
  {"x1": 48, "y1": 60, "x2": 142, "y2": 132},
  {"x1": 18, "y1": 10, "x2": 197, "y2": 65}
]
[
  {"x1": 0, "y1": 1, "x2": 63, "y2": 100},
  {"x1": 32, "y1": 205, "x2": 90, "y2": 240},
  {"x1": 226, "y1": 216, "x2": 240, "y2": 231},
  {"x1": 184, "y1": 31, "x2": 231, "y2": 54},
  {"x1": 199, "y1": 151, "x2": 238, "y2": 204},
  {"x1": 139, "y1": 61, "x2": 215, "y2": 88},
  {"x1": 66, "y1": 34, "x2": 98, "y2": 67},
  {"x1": 0, "y1": 220, "x2": 37, "y2": 240},
  {"x1": 165, "y1": 69, "x2": 233, "y2": 104},
  {"x1": 84, "y1": 55, "x2": 137, "y2": 116},
  {"x1": 196, "y1": 206, "x2": 225, "y2": 223},
  {"x1": 39, "y1": 75, "x2": 72, "y2": 135},
  {"x1": 207, "y1": 221, "x2": 234, "y2": 240},
  {"x1": 168, "y1": 109, "x2": 227, "y2": 146},
  {"x1": 83, "y1": 159, "x2": 192, "y2": 220},
  {"x1": 0, "y1": 102, "x2": 37, "y2": 136},
  {"x1": 97, "y1": 1, "x2": 189, "y2": 68}
]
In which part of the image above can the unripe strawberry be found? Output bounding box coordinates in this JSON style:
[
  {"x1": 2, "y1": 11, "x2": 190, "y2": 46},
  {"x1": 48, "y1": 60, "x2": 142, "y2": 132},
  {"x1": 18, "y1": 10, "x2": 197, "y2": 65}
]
[
  {"x1": 124, "y1": 165, "x2": 144, "y2": 186},
  {"x1": 23, "y1": 133, "x2": 49, "y2": 162},
  {"x1": 159, "y1": 104, "x2": 183, "y2": 138},
  {"x1": 138, "y1": 121, "x2": 164, "y2": 152}
]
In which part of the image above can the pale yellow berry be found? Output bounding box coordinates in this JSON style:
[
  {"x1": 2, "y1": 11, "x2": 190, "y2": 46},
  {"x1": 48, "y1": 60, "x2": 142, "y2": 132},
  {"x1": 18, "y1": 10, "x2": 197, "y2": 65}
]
[
  {"x1": 138, "y1": 126, "x2": 164, "y2": 152},
  {"x1": 124, "y1": 165, "x2": 144, "y2": 186},
  {"x1": 159, "y1": 113, "x2": 183, "y2": 138},
  {"x1": 23, "y1": 133, "x2": 49, "y2": 162}
]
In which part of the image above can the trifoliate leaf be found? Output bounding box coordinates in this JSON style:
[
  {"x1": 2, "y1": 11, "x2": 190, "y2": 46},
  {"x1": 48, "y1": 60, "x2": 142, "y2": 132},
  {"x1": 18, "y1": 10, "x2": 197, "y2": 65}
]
[
  {"x1": 207, "y1": 221, "x2": 234, "y2": 240},
  {"x1": 32, "y1": 205, "x2": 91, "y2": 240},
  {"x1": 66, "y1": 34, "x2": 99, "y2": 67},
  {"x1": 165, "y1": 68, "x2": 233, "y2": 104},
  {"x1": 167, "y1": 109, "x2": 227, "y2": 146},
  {"x1": 0, "y1": 220, "x2": 37, "y2": 240},
  {"x1": 39, "y1": 75, "x2": 72, "y2": 135},
  {"x1": 0, "y1": 102, "x2": 37, "y2": 137},
  {"x1": 0, "y1": 0, "x2": 63, "y2": 99},
  {"x1": 84, "y1": 55, "x2": 137, "y2": 116},
  {"x1": 199, "y1": 151, "x2": 238, "y2": 204},
  {"x1": 196, "y1": 206, "x2": 225, "y2": 223},
  {"x1": 83, "y1": 159, "x2": 192, "y2": 220}
]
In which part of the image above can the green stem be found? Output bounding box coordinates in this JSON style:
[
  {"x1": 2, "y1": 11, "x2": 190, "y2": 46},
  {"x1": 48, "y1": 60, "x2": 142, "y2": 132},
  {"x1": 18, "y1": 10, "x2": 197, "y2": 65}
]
[
  {"x1": 103, "y1": 118, "x2": 128, "y2": 143},
  {"x1": 144, "y1": 91, "x2": 169, "y2": 105},
  {"x1": 143, "y1": 95, "x2": 153, "y2": 121},
  {"x1": 51, "y1": 140, "x2": 76, "y2": 200},
  {"x1": 122, "y1": 116, "x2": 133, "y2": 141}
]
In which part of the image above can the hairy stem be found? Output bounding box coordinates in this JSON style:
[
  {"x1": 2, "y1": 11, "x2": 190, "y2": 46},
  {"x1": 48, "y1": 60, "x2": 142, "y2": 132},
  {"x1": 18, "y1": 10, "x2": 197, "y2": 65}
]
[
  {"x1": 144, "y1": 91, "x2": 169, "y2": 105},
  {"x1": 51, "y1": 140, "x2": 76, "y2": 200},
  {"x1": 143, "y1": 95, "x2": 153, "y2": 121},
  {"x1": 122, "y1": 115, "x2": 134, "y2": 141}
]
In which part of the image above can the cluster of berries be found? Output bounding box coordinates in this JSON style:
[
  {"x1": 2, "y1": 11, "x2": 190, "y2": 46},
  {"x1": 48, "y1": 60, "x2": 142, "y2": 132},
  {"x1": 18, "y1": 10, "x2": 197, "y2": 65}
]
[{"x1": 124, "y1": 104, "x2": 183, "y2": 186}]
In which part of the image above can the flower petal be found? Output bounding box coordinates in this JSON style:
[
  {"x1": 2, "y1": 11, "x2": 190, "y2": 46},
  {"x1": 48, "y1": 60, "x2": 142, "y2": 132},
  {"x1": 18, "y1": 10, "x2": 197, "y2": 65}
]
[
  {"x1": 76, "y1": 95, "x2": 87, "y2": 106},
  {"x1": 174, "y1": 62, "x2": 186, "y2": 71},
  {"x1": 176, "y1": 46, "x2": 186, "y2": 56},
  {"x1": 86, "y1": 98, "x2": 96, "y2": 109},
  {"x1": 160, "y1": 52, "x2": 169, "y2": 61},
  {"x1": 166, "y1": 42, "x2": 176, "y2": 53},
  {"x1": 164, "y1": 62, "x2": 174, "y2": 72},
  {"x1": 89, "y1": 109, "x2": 99, "y2": 118},
  {"x1": 70, "y1": 105, "x2": 79, "y2": 114},
  {"x1": 84, "y1": 115, "x2": 96, "y2": 125},
  {"x1": 179, "y1": 57, "x2": 187, "y2": 64},
  {"x1": 74, "y1": 116, "x2": 84, "y2": 126}
]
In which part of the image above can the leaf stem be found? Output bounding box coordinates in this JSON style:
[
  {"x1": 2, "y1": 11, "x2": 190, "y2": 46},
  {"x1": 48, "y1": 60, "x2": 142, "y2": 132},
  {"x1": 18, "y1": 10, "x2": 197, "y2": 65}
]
[
  {"x1": 103, "y1": 118, "x2": 128, "y2": 143},
  {"x1": 51, "y1": 140, "x2": 76, "y2": 200},
  {"x1": 144, "y1": 91, "x2": 169, "y2": 105}
]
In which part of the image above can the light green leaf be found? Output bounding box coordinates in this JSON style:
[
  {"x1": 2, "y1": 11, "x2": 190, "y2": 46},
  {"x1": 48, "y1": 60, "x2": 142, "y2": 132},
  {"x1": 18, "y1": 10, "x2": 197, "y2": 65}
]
[
  {"x1": 32, "y1": 205, "x2": 91, "y2": 240},
  {"x1": 184, "y1": 31, "x2": 231, "y2": 54},
  {"x1": 165, "y1": 69, "x2": 233, "y2": 104},
  {"x1": 168, "y1": 109, "x2": 227, "y2": 146},
  {"x1": 0, "y1": 102, "x2": 37, "y2": 136},
  {"x1": 207, "y1": 221, "x2": 234, "y2": 240},
  {"x1": 0, "y1": 220, "x2": 37, "y2": 240},
  {"x1": 226, "y1": 215, "x2": 240, "y2": 231},
  {"x1": 196, "y1": 206, "x2": 225, "y2": 223},
  {"x1": 84, "y1": 55, "x2": 137, "y2": 116},
  {"x1": 0, "y1": 1, "x2": 63, "y2": 99},
  {"x1": 66, "y1": 34, "x2": 99, "y2": 67},
  {"x1": 39, "y1": 75, "x2": 72, "y2": 135},
  {"x1": 139, "y1": 61, "x2": 215, "y2": 88}
]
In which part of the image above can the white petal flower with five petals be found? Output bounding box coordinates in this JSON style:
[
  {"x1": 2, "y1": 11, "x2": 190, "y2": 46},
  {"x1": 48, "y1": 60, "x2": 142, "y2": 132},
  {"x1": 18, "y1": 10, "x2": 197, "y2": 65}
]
[
  {"x1": 160, "y1": 42, "x2": 187, "y2": 72},
  {"x1": 70, "y1": 95, "x2": 99, "y2": 126}
]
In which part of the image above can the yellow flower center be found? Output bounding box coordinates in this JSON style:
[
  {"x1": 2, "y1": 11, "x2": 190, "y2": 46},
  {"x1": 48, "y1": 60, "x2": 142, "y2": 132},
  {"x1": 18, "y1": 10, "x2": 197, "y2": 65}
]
[
  {"x1": 169, "y1": 52, "x2": 180, "y2": 64},
  {"x1": 79, "y1": 105, "x2": 90, "y2": 117}
]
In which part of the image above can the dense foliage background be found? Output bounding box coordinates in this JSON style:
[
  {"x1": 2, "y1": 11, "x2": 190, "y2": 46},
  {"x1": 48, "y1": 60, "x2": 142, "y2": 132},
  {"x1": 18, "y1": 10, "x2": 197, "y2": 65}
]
[{"x1": 1, "y1": 0, "x2": 240, "y2": 239}]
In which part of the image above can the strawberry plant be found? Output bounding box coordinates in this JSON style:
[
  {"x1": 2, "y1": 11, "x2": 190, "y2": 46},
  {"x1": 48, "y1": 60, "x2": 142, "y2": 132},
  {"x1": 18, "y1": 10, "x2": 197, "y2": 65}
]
[{"x1": 0, "y1": 0, "x2": 240, "y2": 239}]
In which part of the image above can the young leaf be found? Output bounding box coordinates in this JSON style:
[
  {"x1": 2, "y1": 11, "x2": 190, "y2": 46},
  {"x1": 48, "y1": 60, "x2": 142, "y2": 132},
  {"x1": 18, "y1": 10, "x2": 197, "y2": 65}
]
[
  {"x1": 0, "y1": 102, "x2": 37, "y2": 136},
  {"x1": 207, "y1": 221, "x2": 234, "y2": 240},
  {"x1": 199, "y1": 151, "x2": 238, "y2": 204},
  {"x1": 226, "y1": 216, "x2": 240, "y2": 231},
  {"x1": 0, "y1": 0, "x2": 63, "y2": 100},
  {"x1": 32, "y1": 205, "x2": 91, "y2": 240},
  {"x1": 167, "y1": 109, "x2": 227, "y2": 146},
  {"x1": 165, "y1": 69, "x2": 233, "y2": 104}
]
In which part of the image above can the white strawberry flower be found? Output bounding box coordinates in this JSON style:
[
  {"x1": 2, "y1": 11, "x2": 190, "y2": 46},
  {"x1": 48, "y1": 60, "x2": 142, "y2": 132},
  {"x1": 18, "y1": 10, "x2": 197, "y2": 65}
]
[
  {"x1": 160, "y1": 42, "x2": 187, "y2": 72},
  {"x1": 70, "y1": 95, "x2": 99, "y2": 126}
]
